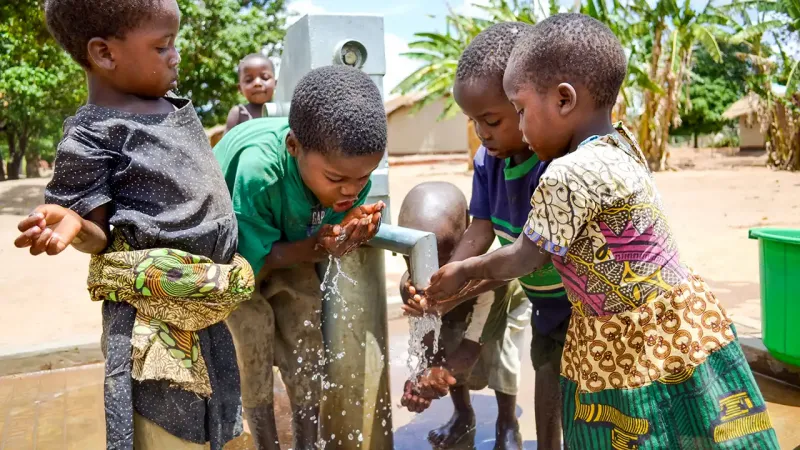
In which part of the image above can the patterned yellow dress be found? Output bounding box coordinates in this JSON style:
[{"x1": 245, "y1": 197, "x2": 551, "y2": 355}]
[{"x1": 522, "y1": 125, "x2": 778, "y2": 449}]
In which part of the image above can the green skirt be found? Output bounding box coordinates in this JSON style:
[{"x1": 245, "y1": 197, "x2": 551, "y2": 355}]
[{"x1": 561, "y1": 335, "x2": 779, "y2": 449}]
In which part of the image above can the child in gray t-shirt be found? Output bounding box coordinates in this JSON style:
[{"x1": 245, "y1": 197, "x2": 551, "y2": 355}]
[{"x1": 14, "y1": 1, "x2": 246, "y2": 449}]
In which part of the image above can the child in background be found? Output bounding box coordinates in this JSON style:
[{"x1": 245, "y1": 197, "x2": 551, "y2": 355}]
[
  {"x1": 398, "y1": 182, "x2": 530, "y2": 449},
  {"x1": 426, "y1": 13, "x2": 779, "y2": 449},
  {"x1": 405, "y1": 22, "x2": 570, "y2": 450},
  {"x1": 225, "y1": 53, "x2": 275, "y2": 132},
  {"x1": 15, "y1": 0, "x2": 255, "y2": 449},
  {"x1": 214, "y1": 65, "x2": 386, "y2": 450}
]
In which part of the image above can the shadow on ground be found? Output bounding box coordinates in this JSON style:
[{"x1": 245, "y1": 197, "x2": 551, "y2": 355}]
[
  {"x1": 0, "y1": 183, "x2": 45, "y2": 216},
  {"x1": 394, "y1": 393, "x2": 538, "y2": 450}
]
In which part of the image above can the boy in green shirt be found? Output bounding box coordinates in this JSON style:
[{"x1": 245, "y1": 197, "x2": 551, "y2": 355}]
[{"x1": 214, "y1": 65, "x2": 386, "y2": 450}]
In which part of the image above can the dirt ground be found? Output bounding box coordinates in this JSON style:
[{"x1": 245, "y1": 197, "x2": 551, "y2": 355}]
[{"x1": 0, "y1": 148, "x2": 799, "y2": 359}]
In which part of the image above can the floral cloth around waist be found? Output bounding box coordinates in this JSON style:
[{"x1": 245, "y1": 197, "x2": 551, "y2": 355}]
[{"x1": 88, "y1": 232, "x2": 254, "y2": 396}]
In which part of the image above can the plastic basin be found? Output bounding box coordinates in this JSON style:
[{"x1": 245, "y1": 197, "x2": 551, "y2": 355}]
[{"x1": 748, "y1": 228, "x2": 800, "y2": 367}]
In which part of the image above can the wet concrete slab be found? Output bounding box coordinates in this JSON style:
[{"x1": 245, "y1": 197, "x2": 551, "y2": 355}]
[{"x1": 0, "y1": 320, "x2": 799, "y2": 449}]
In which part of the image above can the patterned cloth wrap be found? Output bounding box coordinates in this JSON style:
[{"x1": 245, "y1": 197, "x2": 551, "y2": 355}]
[{"x1": 88, "y1": 231, "x2": 255, "y2": 397}]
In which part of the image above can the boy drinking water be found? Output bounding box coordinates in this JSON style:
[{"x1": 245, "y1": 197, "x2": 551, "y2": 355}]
[
  {"x1": 405, "y1": 23, "x2": 570, "y2": 450},
  {"x1": 15, "y1": 0, "x2": 255, "y2": 448},
  {"x1": 225, "y1": 53, "x2": 276, "y2": 132},
  {"x1": 398, "y1": 182, "x2": 530, "y2": 449},
  {"x1": 425, "y1": 13, "x2": 779, "y2": 449},
  {"x1": 214, "y1": 65, "x2": 386, "y2": 450}
]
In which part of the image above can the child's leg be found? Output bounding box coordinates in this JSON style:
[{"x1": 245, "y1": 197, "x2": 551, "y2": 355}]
[
  {"x1": 530, "y1": 318, "x2": 567, "y2": 450},
  {"x1": 428, "y1": 318, "x2": 477, "y2": 448},
  {"x1": 268, "y1": 263, "x2": 324, "y2": 450},
  {"x1": 133, "y1": 412, "x2": 206, "y2": 450},
  {"x1": 484, "y1": 301, "x2": 529, "y2": 450},
  {"x1": 225, "y1": 290, "x2": 279, "y2": 450}
]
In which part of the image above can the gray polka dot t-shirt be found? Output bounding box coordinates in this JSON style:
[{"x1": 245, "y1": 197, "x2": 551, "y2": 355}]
[
  {"x1": 45, "y1": 97, "x2": 243, "y2": 449},
  {"x1": 45, "y1": 97, "x2": 237, "y2": 263}
]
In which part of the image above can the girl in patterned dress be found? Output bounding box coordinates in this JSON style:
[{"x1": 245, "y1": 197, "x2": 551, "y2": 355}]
[{"x1": 424, "y1": 13, "x2": 779, "y2": 449}]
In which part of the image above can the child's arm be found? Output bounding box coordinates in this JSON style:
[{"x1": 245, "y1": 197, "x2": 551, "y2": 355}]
[
  {"x1": 259, "y1": 236, "x2": 327, "y2": 277},
  {"x1": 225, "y1": 106, "x2": 241, "y2": 133},
  {"x1": 15, "y1": 204, "x2": 109, "y2": 255},
  {"x1": 427, "y1": 234, "x2": 550, "y2": 301}
]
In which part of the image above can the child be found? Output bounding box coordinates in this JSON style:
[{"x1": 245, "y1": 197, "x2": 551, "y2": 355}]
[
  {"x1": 15, "y1": 0, "x2": 256, "y2": 449},
  {"x1": 225, "y1": 53, "x2": 276, "y2": 132},
  {"x1": 406, "y1": 23, "x2": 571, "y2": 450},
  {"x1": 426, "y1": 13, "x2": 779, "y2": 449},
  {"x1": 214, "y1": 65, "x2": 386, "y2": 450},
  {"x1": 398, "y1": 181, "x2": 531, "y2": 449}
]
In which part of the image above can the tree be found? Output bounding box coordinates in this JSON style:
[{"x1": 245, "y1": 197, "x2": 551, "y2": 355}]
[
  {"x1": 175, "y1": 0, "x2": 287, "y2": 127},
  {"x1": 672, "y1": 43, "x2": 751, "y2": 146},
  {"x1": 0, "y1": 0, "x2": 287, "y2": 181},
  {"x1": 0, "y1": 0, "x2": 86, "y2": 181},
  {"x1": 724, "y1": 0, "x2": 800, "y2": 170}
]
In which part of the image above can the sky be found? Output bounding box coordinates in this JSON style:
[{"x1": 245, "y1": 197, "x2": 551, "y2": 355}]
[
  {"x1": 284, "y1": 0, "x2": 496, "y2": 95},
  {"x1": 281, "y1": 0, "x2": 800, "y2": 96}
]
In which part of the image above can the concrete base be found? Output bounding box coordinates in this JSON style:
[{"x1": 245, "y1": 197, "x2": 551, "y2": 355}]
[{"x1": 0, "y1": 343, "x2": 103, "y2": 378}]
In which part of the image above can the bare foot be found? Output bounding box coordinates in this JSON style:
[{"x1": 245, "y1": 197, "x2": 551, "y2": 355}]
[
  {"x1": 494, "y1": 418, "x2": 522, "y2": 450},
  {"x1": 427, "y1": 409, "x2": 476, "y2": 448}
]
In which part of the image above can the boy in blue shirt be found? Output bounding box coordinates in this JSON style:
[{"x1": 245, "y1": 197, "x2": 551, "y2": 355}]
[{"x1": 405, "y1": 23, "x2": 571, "y2": 450}]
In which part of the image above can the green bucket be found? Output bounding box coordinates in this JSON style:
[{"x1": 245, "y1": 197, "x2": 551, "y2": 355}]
[{"x1": 748, "y1": 228, "x2": 800, "y2": 367}]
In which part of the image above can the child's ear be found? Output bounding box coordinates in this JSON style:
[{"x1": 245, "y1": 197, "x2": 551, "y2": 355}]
[
  {"x1": 556, "y1": 83, "x2": 578, "y2": 116},
  {"x1": 87, "y1": 38, "x2": 115, "y2": 71},
  {"x1": 286, "y1": 131, "x2": 301, "y2": 157}
]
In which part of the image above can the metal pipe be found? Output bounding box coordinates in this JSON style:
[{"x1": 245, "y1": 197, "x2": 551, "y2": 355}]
[{"x1": 367, "y1": 224, "x2": 439, "y2": 289}]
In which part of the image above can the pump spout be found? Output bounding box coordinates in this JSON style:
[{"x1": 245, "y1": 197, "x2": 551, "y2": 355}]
[{"x1": 367, "y1": 224, "x2": 439, "y2": 288}]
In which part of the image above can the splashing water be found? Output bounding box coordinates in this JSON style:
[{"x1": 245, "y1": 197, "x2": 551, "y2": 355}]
[{"x1": 406, "y1": 314, "x2": 442, "y2": 381}]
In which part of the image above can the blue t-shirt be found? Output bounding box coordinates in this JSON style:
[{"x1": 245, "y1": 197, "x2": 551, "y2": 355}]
[{"x1": 470, "y1": 146, "x2": 572, "y2": 335}]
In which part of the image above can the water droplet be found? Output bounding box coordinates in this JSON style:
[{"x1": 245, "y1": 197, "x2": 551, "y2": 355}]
[
  {"x1": 348, "y1": 433, "x2": 353, "y2": 440},
  {"x1": 342, "y1": 410, "x2": 346, "y2": 416},
  {"x1": 382, "y1": 419, "x2": 387, "y2": 427},
  {"x1": 304, "y1": 320, "x2": 312, "y2": 327},
  {"x1": 297, "y1": 357, "x2": 303, "y2": 363}
]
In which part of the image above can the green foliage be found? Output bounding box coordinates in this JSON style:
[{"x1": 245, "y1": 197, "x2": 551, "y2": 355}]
[
  {"x1": 175, "y1": 0, "x2": 286, "y2": 127},
  {"x1": 392, "y1": 0, "x2": 554, "y2": 119},
  {"x1": 0, "y1": 0, "x2": 287, "y2": 180},
  {"x1": 672, "y1": 43, "x2": 750, "y2": 138},
  {"x1": 0, "y1": 0, "x2": 86, "y2": 179}
]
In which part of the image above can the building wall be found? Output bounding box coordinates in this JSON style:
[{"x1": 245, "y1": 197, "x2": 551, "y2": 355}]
[
  {"x1": 386, "y1": 97, "x2": 468, "y2": 156},
  {"x1": 739, "y1": 116, "x2": 766, "y2": 150}
]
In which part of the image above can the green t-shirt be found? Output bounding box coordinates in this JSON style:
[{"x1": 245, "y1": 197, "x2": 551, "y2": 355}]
[{"x1": 214, "y1": 118, "x2": 371, "y2": 274}]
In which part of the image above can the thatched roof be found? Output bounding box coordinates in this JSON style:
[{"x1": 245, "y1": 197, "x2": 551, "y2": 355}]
[
  {"x1": 722, "y1": 84, "x2": 787, "y2": 119},
  {"x1": 723, "y1": 93, "x2": 760, "y2": 119}
]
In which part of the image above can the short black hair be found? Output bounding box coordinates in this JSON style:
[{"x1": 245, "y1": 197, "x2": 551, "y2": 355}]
[
  {"x1": 289, "y1": 65, "x2": 387, "y2": 156},
  {"x1": 455, "y1": 22, "x2": 534, "y2": 90},
  {"x1": 506, "y1": 13, "x2": 627, "y2": 108},
  {"x1": 237, "y1": 53, "x2": 274, "y2": 75},
  {"x1": 45, "y1": 0, "x2": 161, "y2": 68}
]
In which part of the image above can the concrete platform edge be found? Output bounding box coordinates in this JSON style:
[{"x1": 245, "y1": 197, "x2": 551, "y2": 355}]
[
  {"x1": 739, "y1": 336, "x2": 800, "y2": 388},
  {"x1": 0, "y1": 342, "x2": 104, "y2": 377}
]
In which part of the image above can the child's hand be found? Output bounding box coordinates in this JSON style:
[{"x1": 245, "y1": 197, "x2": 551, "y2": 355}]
[
  {"x1": 401, "y1": 278, "x2": 426, "y2": 317},
  {"x1": 316, "y1": 201, "x2": 385, "y2": 257},
  {"x1": 416, "y1": 367, "x2": 457, "y2": 399},
  {"x1": 401, "y1": 380, "x2": 432, "y2": 413},
  {"x1": 14, "y1": 205, "x2": 82, "y2": 255},
  {"x1": 425, "y1": 261, "x2": 472, "y2": 305}
]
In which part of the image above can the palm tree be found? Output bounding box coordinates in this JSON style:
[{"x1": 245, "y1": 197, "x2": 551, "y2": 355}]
[
  {"x1": 392, "y1": 0, "x2": 546, "y2": 168},
  {"x1": 723, "y1": 0, "x2": 800, "y2": 170},
  {"x1": 392, "y1": 0, "x2": 540, "y2": 118}
]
